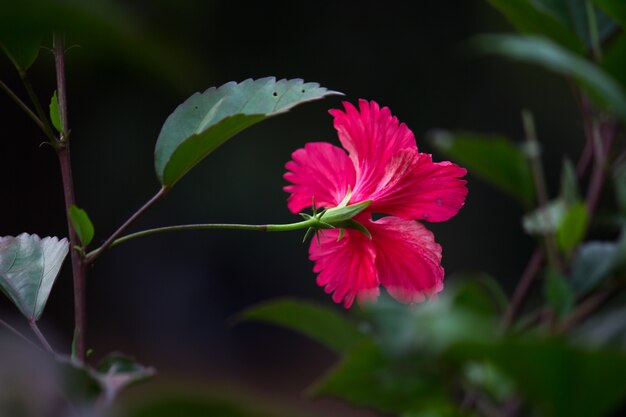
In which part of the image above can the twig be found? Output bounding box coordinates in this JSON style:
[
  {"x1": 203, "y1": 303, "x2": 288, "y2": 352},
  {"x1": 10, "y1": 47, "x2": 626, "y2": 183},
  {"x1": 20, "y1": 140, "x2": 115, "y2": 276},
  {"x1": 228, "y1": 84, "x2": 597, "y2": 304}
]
[
  {"x1": 20, "y1": 71, "x2": 57, "y2": 141},
  {"x1": 86, "y1": 186, "x2": 168, "y2": 264},
  {"x1": 558, "y1": 288, "x2": 615, "y2": 333},
  {"x1": 29, "y1": 320, "x2": 54, "y2": 354},
  {"x1": 521, "y1": 110, "x2": 562, "y2": 272},
  {"x1": 0, "y1": 317, "x2": 41, "y2": 351},
  {"x1": 501, "y1": 249, "x2": 544, "y2": 330},
  {"x1": 0, "y1": 79, "x2": 52, "y2": 139}
]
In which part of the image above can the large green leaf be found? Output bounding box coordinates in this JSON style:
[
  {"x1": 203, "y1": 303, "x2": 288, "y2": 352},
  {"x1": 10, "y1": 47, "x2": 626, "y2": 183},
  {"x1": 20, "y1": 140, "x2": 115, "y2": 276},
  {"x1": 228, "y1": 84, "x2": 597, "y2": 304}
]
[
  {"x1": 0, "y1": 234, "x2": 68, "y2": 321},
  {"x1": 475, "y1": 35, "x2": 626, "y2": 121},
  {"x1": 122, "y1": 393, "x2": 300, "y2": 417},
  {"x1": 455, "y1": 338, "x2": 626, "y2": 417},
  {"x1": 0, "y1": 0, "x2": 205, "y2": 91},
  {"x1": 311, "y1": 341, "x2": 450, "y2": 414},
  {"x1": 602, "y1": 34, "x2": 626, "y2": 90},
  {"x1": 154, "y1": 78, "x2": 340, "y2": 187},
  {"x1": 235, "y1": 298, "x2": 367, "y2": 353},
  {"x1": 313, "y1": 294, "x2": 499, "y2": 415},
  {"x1": 487, "y1": 0, "x2": 584, "y2": 52},
  {"x1": 594, "y1": 0, "x2": 626, "y2": 29},
  {"x1": 428, "y1": 131, "x2": 534, "y2": 207},
  {"x1": 532, "y1": 0, "x2": 617, "y2": 47},
  {"x1": 0, "y1": 29, "x2": 41, "y2": 72}
]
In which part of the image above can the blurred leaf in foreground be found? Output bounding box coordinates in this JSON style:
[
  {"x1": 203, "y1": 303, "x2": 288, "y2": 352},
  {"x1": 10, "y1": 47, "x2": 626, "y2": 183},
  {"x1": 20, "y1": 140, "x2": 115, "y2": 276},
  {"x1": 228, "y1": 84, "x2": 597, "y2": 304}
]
[{"x1": 236, "y1": 298, "x2": 367, "y2": 353}]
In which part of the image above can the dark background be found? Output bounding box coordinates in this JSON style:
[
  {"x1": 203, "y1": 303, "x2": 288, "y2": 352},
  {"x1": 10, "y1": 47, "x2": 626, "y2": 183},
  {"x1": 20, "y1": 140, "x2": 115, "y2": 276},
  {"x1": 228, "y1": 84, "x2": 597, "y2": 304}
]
[{"x1": 0, "y1": 0, "x2": 583, "y2": 414}]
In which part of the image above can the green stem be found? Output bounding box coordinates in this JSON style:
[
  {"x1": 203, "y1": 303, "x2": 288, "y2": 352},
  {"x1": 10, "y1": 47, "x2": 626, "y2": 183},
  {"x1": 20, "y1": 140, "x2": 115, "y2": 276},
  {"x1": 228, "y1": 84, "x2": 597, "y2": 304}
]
[
  {"x1": 85, "y1": 186, "x2": 169, "y2": 265},
  {"x1": 85, "y1": 218, "x2": 320, "y2": 259}
]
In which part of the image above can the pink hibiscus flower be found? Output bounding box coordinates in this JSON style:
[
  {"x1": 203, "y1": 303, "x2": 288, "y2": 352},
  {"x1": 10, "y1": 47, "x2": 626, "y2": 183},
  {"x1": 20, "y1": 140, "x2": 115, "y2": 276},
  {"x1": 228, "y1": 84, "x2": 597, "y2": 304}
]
[{"x1": 284, "y1": 100, "x2": 468, "y2": 308}]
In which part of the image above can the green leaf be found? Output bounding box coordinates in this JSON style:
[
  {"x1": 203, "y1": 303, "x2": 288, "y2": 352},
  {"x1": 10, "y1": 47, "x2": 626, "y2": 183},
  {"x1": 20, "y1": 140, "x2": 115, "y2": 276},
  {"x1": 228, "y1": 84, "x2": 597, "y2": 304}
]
[
  {"x1": 451, "y1": 274, "x2": 509, "y2": 316},
  {"x1": 69, "y1": 205, "x2": 94, "y2": 247},
  {"x1": 314, "y1": 295, "x2": 498, "y2": 415},
  {"x1": 573, "y1": 305, "x2": 626, "y2": 349},
  {"x1": 455, "y1": 338, "x2": 626, "y2": 417},
  {"x1": 0, "y1": 234, "x2": 68, "y2": 321},
  {"x1": 570, "y1": 230, "x2": 626, "y2": 296},
  {"x1": 0, "y1": 0, "x2": 205, "y2": 92},
  {"x1": 594, "y1": 0, "x2": 626, "y2": 29},
  {"x1": 49, "y1": 90, "x2": 63, "y2": 133},
  {"x1": 428, "y1": 131, "x2": 534, "y2": 207},
  {"x1": 311, "y1": 341, "x2": 449, "y2": 414},
  {"x1": 571, "y1": 242, "x2": 616, "y2": 296},
  {"x1": 544, "y1": 268, "x2": 575, "y2": 317},
  {"x1": 463, "y1": 360, "x2": 515, "y2": 402},
  {"x1": 0, "y1": 30, "x2": 41, "y2": 72},
  {"x1": 556, "y1": 201, "x2": 588, "y2": 253},
  {"x1": 57, "y1": 353, "x2": 154, "y2": 408},
  {"x1": 487, "y1": 0, "x2": 584, "y2": 52},
  {"x1": 532, "y1": 0, "x2": 617, "y2": 47},
  {"x1": 522, "y1": 199, "x2": 567, "y2": 235},
  {"x1": 475, "y1": 35, "x2": 626, "y2": 121},
  {"x1": 95, "y1": 353, "x2": 155, "y2": 405},
  {"x1": 123, "y1": 393, "x2": 296, "y2": 417},
  {"x1": 154, "y1": 77, "x2": 340, "y2": 187},
  {"x1": 602, "y1": 34, "x2": 626, "y2": 90},
  {"x1": 559, "y1": 158, "x2": 580, "y2": 204},
  {"x1": 235, "y1": 298, "x2": 367, "y2": 353},
  {"x1": 362, "y1": 294, "x2": 498, "y2": 357}
]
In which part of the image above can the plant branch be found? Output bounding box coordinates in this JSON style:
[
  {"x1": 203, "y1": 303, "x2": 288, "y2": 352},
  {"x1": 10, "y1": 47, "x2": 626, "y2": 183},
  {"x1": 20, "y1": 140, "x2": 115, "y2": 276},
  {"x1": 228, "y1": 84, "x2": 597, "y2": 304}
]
[
  {"x1": 29, "y1": 320, "x2": 54, "y2": 354},
  {"x1": 0, "y1": 78, "x2": 53, "y2": 140},
  {"x1": 20, "y1": 72, "x2": 57, "y2": 141},
  {"x1": 53, "y1": 32, "x2": 87, "y2": 361},
  {"x1": 501, "y1": 248, "x2": 544, "y2": 330},
  {"x1": 557, "y1": 287, "x2": 617, "y2": 333},
  {"x1": 522, "y1": 110, "x2": 562, "y2": 272},
  {"x1": 86, "y1": 218, "x2": 324, "y2": 258},
  {"x1": 86, "y1": 186, "x2": 169, "y2": 264},
  {"x1": 0, "y1": 317, "x2": 41, "y2": 351}
]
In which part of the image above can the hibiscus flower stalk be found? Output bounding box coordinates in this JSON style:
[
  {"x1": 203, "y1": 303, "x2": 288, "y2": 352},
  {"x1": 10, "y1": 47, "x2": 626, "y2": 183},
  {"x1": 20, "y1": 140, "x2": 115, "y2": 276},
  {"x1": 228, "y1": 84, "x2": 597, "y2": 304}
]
[{"x1": 84, "y1": 199, "x2": 372, "y2": 259}]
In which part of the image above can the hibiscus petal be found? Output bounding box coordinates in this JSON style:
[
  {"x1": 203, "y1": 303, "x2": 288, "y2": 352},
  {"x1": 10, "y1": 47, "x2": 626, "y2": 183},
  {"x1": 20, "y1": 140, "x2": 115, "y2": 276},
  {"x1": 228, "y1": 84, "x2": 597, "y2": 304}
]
[
  {"x1": 369, "y1": 217, "x2": 443, "y2": 304},
  {"x1": 329, "y1": 100, "x2": 416, "y2": 200},
  {"x1": 368, "y1": 149, "x2": 468, "y2": 222},
  {"x1": 309, "y1": 228, "x2": 379, "y2": 308},
  {"x1": 283, "y1": 142, "x2": 356, "y2": 213}
]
